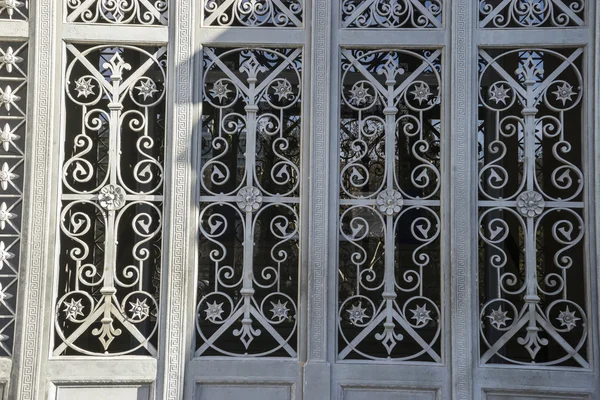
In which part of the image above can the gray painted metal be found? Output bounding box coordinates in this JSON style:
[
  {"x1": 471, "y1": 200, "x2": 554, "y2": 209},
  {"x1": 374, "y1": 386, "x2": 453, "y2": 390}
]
[{"x1": 0, "y1": 0, "x2": 596, "y2": 399}]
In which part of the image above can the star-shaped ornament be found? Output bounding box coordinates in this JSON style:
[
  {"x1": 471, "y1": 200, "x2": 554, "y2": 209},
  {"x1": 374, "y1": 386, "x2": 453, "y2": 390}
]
[
  {"x1": 0, "y1": 282, "x2": 12, "y2": 304},
  {"x1": 487, "y1": 306, "x2": 511, "y2": 329},
  {"x1": 556, "y1": 306, "x2": 580, "y2": 331},
  {"x1": 270, "y1": 300, "x2": 290, "y2": 321},
  {"x1": 0, "y1": 162, "x2": 16, "y2": 190},
  {"x1": 410, "y1": 304, "x2": 432, "y2": 325},
  {"x1": 489, "y1": 84, "x2": 510, "y2": 105},
  {"x1": 74, "y1": 78, "x2": 95, "y2": 98},
  {"x1": 0, "y1": 241, "x2": 13, "y2": 270},
  {"x1": 210, "y1": 81, "x2": 232, "y2": 102},
  {"x1": 347, "y1": 302, "x2": 368, "y2": 325},
  {"x1": 349, "y1": 83, "x2": 372, "y2": 106},
  {"x1": 136, "y1": 78, "x2": 159, "y2": 100},
  {"x1": 63, "y1": 298, "x2": 85, "y2": 320},
  {"x1": 0, "y1": 0, "x2": 23, "y2": 18},
  {"x1": 204, "y1": 301, "x2": 224, "y2": 322},
  {"x1": 0, "y1": 123, "x2": 17, "y2": 152},
  {"x1": 552, "y1": 82, "x2": 576, "y2": 106},
  {"x1": 0, "y1": 86, "x2": 19, "y2": 111},
  {"x1": 410, "y1": 83, "x2": 431, "y2": 105},
  {"x1": 0, "y1": 46, "x2": 23, "y2": 74},
  {"x1": 129, "y1": 298, "x2": 150, "y2": 320},
  {"x1": 0, "y1": 202, "x2": 15, "y2": 230},
  {"x1": 272, "y1": 80, "x2": 293, "y2": 101}
]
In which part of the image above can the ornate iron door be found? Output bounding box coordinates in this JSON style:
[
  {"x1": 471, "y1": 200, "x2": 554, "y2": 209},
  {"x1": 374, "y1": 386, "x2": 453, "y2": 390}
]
[{"x1": 0, "y1": 1, "x2": 599, "y2": 400}]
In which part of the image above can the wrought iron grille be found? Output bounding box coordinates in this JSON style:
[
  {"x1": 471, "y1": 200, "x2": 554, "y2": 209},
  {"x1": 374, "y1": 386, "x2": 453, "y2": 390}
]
[
  {"x1": 196, "y1": 47, "x2": 302, "y2": 357},
  {"x1": 479, "y1": 0, "x2": 585, "y2": 27},
  {"x1": 0, "y1": 0, "x2": 598, "y2": 398},
  {"x1": 65, "y1": 0, "x2": 168, "y2": 25},
  {"x1": 202, "y1": 0, "x2": 303, "y2": 27},
  {"x1": 337, "y1": 48, "x2": 442, "y2": 362},
  {"x1": 477, "y1": 48, "x2": 588, "y2": 367},
  {"x1": 55, "y1": 45, "x2": 166, "y2": 356},
  {"x1": 341, "y1": 0, "x2": 443, "y2": 28}
]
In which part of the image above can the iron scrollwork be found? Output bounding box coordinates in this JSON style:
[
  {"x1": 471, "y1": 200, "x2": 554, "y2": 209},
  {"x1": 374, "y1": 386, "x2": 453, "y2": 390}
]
[
  {"x1": 197, "y1": 48, "x2": 302, "y2": 357},
  {"x1": 341, "y1": 0, "x2": 443, "y2": 28},
  {"x1": 66, "y1": 0, "x2": 168, "y2": 25},
  {"x1": 478, "y1": 48, "x2": 587, "y2": 366},
  {"x1": 202, "y1": 0, "x2": 303, "y2": 27},
  {"x1": 338, "y1": 49, "x2": 442, "y2": 362},
  {"x1": 479, "y1": 0, "x2": 585, "y2": 27},
  {"x1": 55, "y1": 45, "x2": 166, "y2": 356}
]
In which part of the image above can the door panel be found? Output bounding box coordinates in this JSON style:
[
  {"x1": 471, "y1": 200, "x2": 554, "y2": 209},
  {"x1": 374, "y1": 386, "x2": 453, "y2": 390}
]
[
  {"x1": 196, "y1": 383, "x2": 293, "y2": 400},
  {"x1": 183, "y1": 2, "x2": 310, "y2": 399},
  {"x1": 328, "y1": 1, "x2": 451, "y2": 399},
  {"x1": 340, "y1": 386, "x2": 439, "y2": 400},
  {"x1": 484, "y1": 394, "x2": 590, "y2": 400},
  {"x1": 51, "y1": 385, "x2": 152, "y2": 400},
  {"x1": 471, "y1": 0, "x2": 599, "y2": 399}
]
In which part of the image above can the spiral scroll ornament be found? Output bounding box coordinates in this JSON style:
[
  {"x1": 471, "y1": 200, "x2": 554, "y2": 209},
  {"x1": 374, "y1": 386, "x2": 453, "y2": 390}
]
[
  {"x1": 66, "y1": 0, "x2": 168, "y2": 25},
  {"x1": 342, "y1": 0, "x2": 442, "y2": 28},
  {"x1": 203, "y1": 0, "x2": 302, "y2": 27},
  {"x1": 479, "y1": 0, "x2": 585, "y2": 28}
]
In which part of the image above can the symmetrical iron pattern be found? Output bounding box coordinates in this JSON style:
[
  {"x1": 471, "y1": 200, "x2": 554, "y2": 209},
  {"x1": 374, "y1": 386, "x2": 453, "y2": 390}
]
[
  {"x1": 202, "y1": 0, "x2": 303, "y2": 27},
  {"x1": 478, "y1": 48, "x2": 588, "y2": 366},
  {"x1": 341, "y1": 0, "x2": 443, "y2": 28},
  {"x1": 55, "y1": 45, "x2": 166, "y2": 356},
  {"x1": 338, "y1": 49, "x2": 442, "y2": 362},
  {"x1": 0, "y1": 42, "x2": 27, "y2": 356},
  {"x1": 479, "y1": 0, "x2": 585, "y2": 27},
  {"x1": 197, "y1": 47, "x2": 302, "y2": 357},
  {"x1": 66, "y1": 0, "x2": 168, "y2": 25},
  {"x1": 0, "y1": 0, "x2": 27, "y2": 19}
]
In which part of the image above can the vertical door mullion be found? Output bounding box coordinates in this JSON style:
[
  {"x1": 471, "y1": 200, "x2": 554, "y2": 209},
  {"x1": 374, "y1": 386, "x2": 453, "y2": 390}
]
[
  {"x1": 450, "y1": 0, "x2": 477, "y2": 399},
  {"x1": 157, "y1": 0, "x2": 196, "y2": 399},
  {"x1": 304, "y1": 0, "x2": 332, "y2": 398}
]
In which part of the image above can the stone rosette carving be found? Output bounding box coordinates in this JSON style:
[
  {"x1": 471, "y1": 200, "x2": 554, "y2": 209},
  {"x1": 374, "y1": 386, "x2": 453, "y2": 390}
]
[
  {"x1": 516, "y1": 190, "x2": 545, "y2": 218},
  {"x1": 98, "y1": 184, "x2": 126, "y2": 211},
  {"x1": 236, "y1": 186, "x2": 263, "y2": 213},
  {"x1": 376, "y1": 189, "x2": 404, "y2": 216}
]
